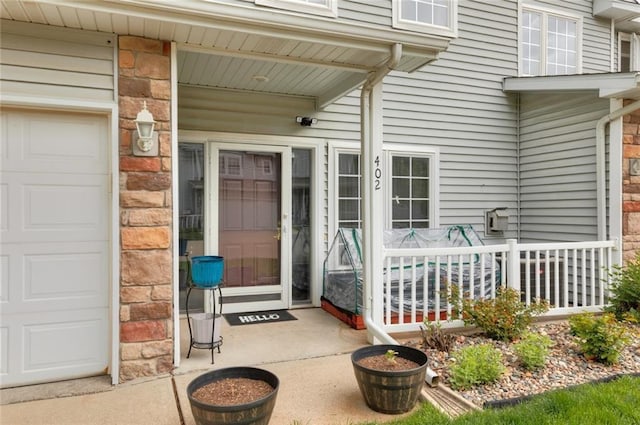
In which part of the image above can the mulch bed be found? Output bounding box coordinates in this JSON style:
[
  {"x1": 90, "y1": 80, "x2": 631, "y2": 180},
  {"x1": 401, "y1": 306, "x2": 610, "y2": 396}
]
[
  {"x1": 192, "y1": 378, "x2": 274, "y2": 406},
  {"x1": 403, "y1": 320, "x2": 640, "y2": 408}
]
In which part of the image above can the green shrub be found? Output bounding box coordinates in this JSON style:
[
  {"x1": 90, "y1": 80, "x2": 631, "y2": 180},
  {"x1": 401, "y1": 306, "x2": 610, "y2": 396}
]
[
  {"x1": 605, "y1": 253, "x2": 640, "y2": 323},
  {"x1": 449, "y1": 343, "x2": 505, "y2": 390},
  {"x1": 513, "y1": 332, "x2": 552, "y2": 370},
  {"x1": 569, "y1": 312, "x2": 630, "y2": 365},
  {"x1": 457, "y1": 287, "x2": 550, "y2": 342}
]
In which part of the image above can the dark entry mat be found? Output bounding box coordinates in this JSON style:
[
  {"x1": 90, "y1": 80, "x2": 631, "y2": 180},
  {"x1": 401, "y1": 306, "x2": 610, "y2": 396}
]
[{"x1": 224, "y1": 310, "x2": 297, "y2": 326}]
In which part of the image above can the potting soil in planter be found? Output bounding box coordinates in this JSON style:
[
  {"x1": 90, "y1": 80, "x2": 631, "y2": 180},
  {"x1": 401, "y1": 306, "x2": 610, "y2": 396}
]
[
  {"x1": 357, "y1": 355, "x2": 420, "y2": 371},
  {"x1": 351, "y1": 345, "x2": 428, "y2": 414},
  {"x1": 192, "y1": 378, "x2": 274, "y2": 406},
  {"x1": 188, "y1": 367, "x2": 279, "y2": 425}
]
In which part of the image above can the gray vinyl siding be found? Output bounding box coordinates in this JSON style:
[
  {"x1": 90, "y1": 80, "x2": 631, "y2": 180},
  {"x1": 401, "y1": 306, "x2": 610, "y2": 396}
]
[
  {"x1": 383, "y1": 0, "x2": 519, "y2": 237},
  {"x1": 218, "y1": 0, "x2": 392, "y2": 28},
  {"x1": 179, "y1": 1, "x2": 521, "y2": 240},
  {"x1": 338, "y1": 1, "x2": 391, "y2": 26},
  {"x1": 518, "y1": 92, "x2": 610, "y2": 243},
  {"x1": 178, "y1": 0, "x2": 617, "y2": 245},
  {"x1": 0, "y1": 21, "x2": 116, "y2": 102}
]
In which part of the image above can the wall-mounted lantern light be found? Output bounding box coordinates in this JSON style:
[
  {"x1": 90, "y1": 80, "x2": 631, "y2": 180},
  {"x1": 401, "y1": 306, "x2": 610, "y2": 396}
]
[{"x1": 133, "y1": 101, "x2": 158, "y2": 156}]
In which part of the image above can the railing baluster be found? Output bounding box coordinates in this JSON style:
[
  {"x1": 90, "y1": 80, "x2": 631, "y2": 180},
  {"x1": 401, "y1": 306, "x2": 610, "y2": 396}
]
[
  {"x1": 599, "y1": 248, "x2": 605, "y2": 305},
  {"x1": 467, "y1": 253, "x2": 474, "y2": 300},
  {"x1": 572, "y1": 249, "x2": 578, "y2": 307},
  {"x1": 385, "y1": 256, "x2": 391, "y2": 325},
  {"x1": 524, "y1": 250, "x2": 531, "y2": 305},
  {"x1": 590, "y1": 248, "x2": 595, "y2": 307},
  {"x1": 398, "y1": 257, "x2": 405, "y2": 325},
  {"x1": 580, "y1": 248, "x2": 586, "y2": 307},
  {"x1": 434, "y1": 256, "x2": 440, "y2": 322},
  {"x1": 534, "y1": 250, "x2": 541, "y2": 301},
  {"x1": 423, "y1": 255, "x2": 429, "y2": 324},
  {"x1": 411, "y1": 256, "x2": 417, "y2": 324},
  {"x1": 447, "y1": 255, "x2": 464, "y2": 316},
  {"x1": 544, "y1": 250, "x2": 550, "y2": 305}
]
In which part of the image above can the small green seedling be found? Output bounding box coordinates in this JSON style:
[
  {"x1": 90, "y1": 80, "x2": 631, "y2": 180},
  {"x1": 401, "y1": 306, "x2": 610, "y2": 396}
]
[{"x1": 385, "y1": 349, "x2": 398, "y2": 364}]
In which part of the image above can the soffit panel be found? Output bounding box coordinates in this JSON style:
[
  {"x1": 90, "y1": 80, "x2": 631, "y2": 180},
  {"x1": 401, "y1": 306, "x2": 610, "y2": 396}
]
[{"x1": 1, "y1": 1, "x2": 442, "y2": 107}]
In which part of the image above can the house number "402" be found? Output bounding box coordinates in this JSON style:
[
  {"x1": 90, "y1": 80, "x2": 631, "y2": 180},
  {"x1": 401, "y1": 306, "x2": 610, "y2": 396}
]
[{"x1": 374, "y1": 156, "x2": 382, "y2": 190}]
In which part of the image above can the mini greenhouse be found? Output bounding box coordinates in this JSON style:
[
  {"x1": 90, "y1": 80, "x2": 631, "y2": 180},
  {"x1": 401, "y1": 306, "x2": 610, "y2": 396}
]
[{"x1": 322, "y1": 225, "x2": 500, "y2": 317}]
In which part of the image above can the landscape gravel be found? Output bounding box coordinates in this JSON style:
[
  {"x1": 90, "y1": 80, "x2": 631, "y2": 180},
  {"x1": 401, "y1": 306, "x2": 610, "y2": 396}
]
[{"x1": 407, "y1": 320, "x2": 640, "y2": 408}]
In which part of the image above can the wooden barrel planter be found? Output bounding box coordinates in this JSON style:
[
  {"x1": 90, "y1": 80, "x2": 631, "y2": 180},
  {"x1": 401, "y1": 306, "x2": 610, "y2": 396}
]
[
  {"x1": 187, "y1": 367, "x2": 279, "y2": 425},
  {"x1": 351, "y1": 344, "x2": 428, "y2": 414}
]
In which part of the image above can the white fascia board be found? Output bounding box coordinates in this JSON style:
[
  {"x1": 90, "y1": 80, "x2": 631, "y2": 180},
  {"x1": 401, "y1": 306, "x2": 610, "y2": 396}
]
[
  {"x1": 503, "y1": 73, "x2": 640, "y2": 98},
  {"x1": 593, "y1": 0, "x2": 640, "y2": 19},
  {"x1": 55, "y1": 0, "x2": 451, "y2": 54}
]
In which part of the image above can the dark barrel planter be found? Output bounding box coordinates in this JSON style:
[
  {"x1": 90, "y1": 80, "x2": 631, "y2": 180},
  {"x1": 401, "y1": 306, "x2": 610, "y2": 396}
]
[
  {"x1": 351, "y1": 344, "x2": 428, "y2": 414},
  {"x1": 187, "y1": 367, "x2": 279, "y2": 425}
]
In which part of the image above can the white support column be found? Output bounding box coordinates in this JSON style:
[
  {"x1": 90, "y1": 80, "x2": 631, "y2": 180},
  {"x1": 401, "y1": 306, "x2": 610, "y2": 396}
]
[
  {"x1": 362, "y1": 80, "x2": 385, "y2": 344},
  {"x1": 608, "y1": 98, "x2": 623, "y2": 266}
]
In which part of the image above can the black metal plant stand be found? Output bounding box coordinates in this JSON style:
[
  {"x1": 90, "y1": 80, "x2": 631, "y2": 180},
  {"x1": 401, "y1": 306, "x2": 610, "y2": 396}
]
[{"x1": 184, "y1": 253, "x2": 223, "y2": 363}]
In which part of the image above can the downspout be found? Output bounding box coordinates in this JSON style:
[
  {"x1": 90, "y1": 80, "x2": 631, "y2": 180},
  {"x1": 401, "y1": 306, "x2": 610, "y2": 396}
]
[
  {"x1": 596, "y1": 99, "x2": 640, "y2": 243},
  {"x1": 360, "y1": 43, "x2": 440, "y2": 386},
  {"x1": 516, "y1": 93, "x2": 521, "y2": 241},
  {"x1": 361, "y1": 43, "x2": 401, "y2": 345}
]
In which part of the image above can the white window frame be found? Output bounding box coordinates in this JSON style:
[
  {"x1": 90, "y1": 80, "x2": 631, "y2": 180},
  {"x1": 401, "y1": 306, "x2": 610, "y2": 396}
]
[
  {"x1": 519, "y1": 5, "x2": 583, "y2": 76},
  {"x1": 393, "y1": 0, "x2": 458, "y2": 38},
  {"x1": 386, "y1": 150, "x2": 434, "y2": 229},
  {"x1": 618, "y1": 32, "x2": 640, "y2": 72},
  {"x1": 255, "y1": 0, "x2": 338, "y2": 18},
  {"x1": 328, "y1": 141, "x2": 440, "y2": 241}
]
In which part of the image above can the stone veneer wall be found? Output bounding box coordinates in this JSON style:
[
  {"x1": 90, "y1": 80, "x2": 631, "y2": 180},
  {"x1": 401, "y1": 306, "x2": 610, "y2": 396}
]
[
  {"x1": 118, "y1": 36, "x2": 174, "y2": 382},
  {"x1": 623, "y1": 104, "x2": 640, "y2": 263}
]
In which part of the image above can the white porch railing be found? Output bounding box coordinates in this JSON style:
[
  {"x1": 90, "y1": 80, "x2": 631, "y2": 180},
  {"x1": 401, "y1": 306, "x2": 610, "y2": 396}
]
[{"x1": 379, "y1": 239, "x2": 617, "y2": 333}]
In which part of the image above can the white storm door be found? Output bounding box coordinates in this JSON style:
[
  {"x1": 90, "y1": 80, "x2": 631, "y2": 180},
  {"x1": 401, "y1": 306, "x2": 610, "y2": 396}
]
[
  {"x1": 210, "y1": 144, "x2": 291, "y2": 314},
  {"x1": 0, "y1": 109, "x2": 110, "y2": 387}
]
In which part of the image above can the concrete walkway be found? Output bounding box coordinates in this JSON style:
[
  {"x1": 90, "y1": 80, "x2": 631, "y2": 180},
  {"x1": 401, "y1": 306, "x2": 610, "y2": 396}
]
[{"x1": 1, "y1": 308, "x2": 428, "y2": 425}]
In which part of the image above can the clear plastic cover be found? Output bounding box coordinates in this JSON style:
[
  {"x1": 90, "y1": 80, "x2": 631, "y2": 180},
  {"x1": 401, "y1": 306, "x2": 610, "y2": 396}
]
[{"x1": 322, "y1": 225, "x2": 501, "y2": 315}]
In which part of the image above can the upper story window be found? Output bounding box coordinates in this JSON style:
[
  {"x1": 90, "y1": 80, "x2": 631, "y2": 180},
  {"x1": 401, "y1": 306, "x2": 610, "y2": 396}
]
[
  {"x1": 255, "y1": 0, "x2": 337, "y2": 18},
  {"x1": 393, "y1": 0, "x2": 457, "y2": 37},
  {"x1": 619, "y1": 33, "x2": 640, "y2": 72},
  {"x1": 520, "y1": 7, "x2": 581, "y2": 76}
]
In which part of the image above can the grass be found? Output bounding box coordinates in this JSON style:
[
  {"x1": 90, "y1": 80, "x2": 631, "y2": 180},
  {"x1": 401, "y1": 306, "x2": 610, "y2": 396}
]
[{"x1": 356, "y1": 375, "x2": 640, "y2": 425}]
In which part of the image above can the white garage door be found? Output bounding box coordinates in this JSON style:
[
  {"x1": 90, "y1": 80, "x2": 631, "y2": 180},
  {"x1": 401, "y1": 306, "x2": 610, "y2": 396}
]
[{"x1": 0, "y1": 108, "x2": 110, "y2": 387}]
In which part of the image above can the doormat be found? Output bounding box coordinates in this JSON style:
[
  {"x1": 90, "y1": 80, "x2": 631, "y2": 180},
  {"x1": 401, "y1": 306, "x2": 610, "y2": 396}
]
[{"x1": 224, "y1": 310, "x2": 297, "y2": 326}]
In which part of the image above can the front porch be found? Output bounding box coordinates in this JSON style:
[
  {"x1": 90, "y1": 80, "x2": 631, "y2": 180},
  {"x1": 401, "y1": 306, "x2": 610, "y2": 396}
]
[
  {"x1": 173, "y1": 307, "x2": 426, "y2": 424},
  {"x1": 175, "y1": 307, "x2": 367, "y2": 375}
]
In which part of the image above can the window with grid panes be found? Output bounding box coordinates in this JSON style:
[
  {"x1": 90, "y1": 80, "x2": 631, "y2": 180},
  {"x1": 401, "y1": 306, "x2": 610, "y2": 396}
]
[
  {"x1": 393, "y1": 0, "x2": 456, "y2": 36},
  {"x1": 390, "y1": 155, "x2": 430, "y2": 229},
  {"x1": 334, "y1": 151, "x2": 434, "y2": 230},
  {"x1": 521, "y1": 8, "x2": 579, "y2": 76},
  {"x1": 337, "y1": 153, "x2": 361, "y2": 229}
]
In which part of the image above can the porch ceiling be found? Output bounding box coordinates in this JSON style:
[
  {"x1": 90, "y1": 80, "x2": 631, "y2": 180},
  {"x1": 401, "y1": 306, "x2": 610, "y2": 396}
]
[{"x1": 1, "y1": 0, "x2": 447, "y2": 109}]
